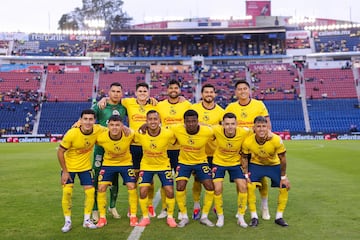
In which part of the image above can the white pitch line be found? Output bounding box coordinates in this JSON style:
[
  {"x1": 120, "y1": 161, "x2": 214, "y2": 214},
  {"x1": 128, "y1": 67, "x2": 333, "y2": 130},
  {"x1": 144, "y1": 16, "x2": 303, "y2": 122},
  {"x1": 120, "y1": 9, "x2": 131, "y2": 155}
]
[{"x1": 127, "y1": 189, "x2": 161, "y2": 240}]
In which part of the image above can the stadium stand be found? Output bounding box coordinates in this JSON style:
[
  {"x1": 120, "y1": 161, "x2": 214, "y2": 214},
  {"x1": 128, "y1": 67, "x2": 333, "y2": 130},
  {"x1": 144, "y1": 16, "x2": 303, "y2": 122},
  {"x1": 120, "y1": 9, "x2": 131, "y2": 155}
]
[
  {"x1": 303, "y1": 68, "x2": 357, "y2": 99},
  {"x1": 264, "y1": 100, "x2": 305, "y2": 132},
  {"x1": 37, "y1": 102, "x2": 91, "y2": 135},
  {"x1": 0, "y1": 101, "x2": 36, "y2": 134},
  {"x1": 307, "y1": 98, "x2": 360, "y2": 133},
  {"x1": 249, "y1": 63, "x2": 299, "y2": 100},
  {"x1": 45, "y1": 72, "x2": 94, "y2": 101}
]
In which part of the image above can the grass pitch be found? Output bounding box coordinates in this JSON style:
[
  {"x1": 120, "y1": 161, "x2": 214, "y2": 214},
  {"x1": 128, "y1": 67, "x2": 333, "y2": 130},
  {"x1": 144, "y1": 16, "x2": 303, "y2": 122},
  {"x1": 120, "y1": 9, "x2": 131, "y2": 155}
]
[{"x1": 0, "y1": 141, "x2": 359, "y2": 240}]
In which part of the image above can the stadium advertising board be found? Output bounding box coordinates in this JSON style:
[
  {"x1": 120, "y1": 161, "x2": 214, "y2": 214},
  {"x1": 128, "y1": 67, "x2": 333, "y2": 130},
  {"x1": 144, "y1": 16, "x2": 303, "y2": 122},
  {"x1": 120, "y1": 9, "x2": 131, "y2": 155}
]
[{"x1": 246, "y1": 0, "x2": 271, "y2": 17}]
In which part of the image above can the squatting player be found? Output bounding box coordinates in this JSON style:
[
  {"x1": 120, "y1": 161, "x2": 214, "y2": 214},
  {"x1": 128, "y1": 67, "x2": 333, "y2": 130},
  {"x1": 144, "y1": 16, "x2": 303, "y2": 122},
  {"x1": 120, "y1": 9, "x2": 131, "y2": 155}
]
[{"x1": 241, "y1": 116, "x2": 291, "y2": 227}]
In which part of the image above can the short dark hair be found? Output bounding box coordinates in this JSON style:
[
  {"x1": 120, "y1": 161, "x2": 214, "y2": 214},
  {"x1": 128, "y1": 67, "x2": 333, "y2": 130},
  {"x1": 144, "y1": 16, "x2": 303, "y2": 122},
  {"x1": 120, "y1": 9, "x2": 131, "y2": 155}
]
[
  {"x1": 81, "y1": 109, "x2": 96, "y2": 118},
  {"x1": 167, "y1": 79, "x2": 181, "y2": 88},
  {"x1": 136, "y1": 82, "x2": 149, "y2": 90},
  {"x1": 201, "y1": 83, "x2": 215, "y2": 93},
  {"x1": 110, "y1": 82, "x2": 123, "y2": 89},
  {"x1": 223, "y1": 112, "x2": 236, "y2": 120},
  {"x1": 146, "y1": 109, "x2": 159, "y2": 117},
  {"x1": 184, "y1": 109, "x2": 198, "y2": 119},
  {"x1": 235, "y1": 80, "x2": 250, "y2": 89},
  {"x1": 253, "y1": 116, "x2": 267, "y2": 124},
  {"x1": 108, "y1": 114, "x2": 122, "y2": 122}
]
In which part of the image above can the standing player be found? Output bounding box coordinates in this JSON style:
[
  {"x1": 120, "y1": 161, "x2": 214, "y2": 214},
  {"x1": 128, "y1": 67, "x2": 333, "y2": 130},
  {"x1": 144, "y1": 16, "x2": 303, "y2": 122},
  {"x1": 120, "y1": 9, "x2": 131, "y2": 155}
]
[
  {"x1": 241, "y1": 116, "x2": 291, "y2": 227},
  {"x1": 95, "y1": 115, "x2": 138, "y2": 228},
  {"x1": 91, "y1": 82, "x2": 127, "y2": 221},
  {"x1": 173, "y1": 110, "x2": 215, "y2": 228},
  {"x1": 225, "y1": 79, "x2": 272, "y2": 220},
  {"x1": 121, "y1": 82, "x2": 158, "y2": 217},
  {"x1": 190, "y1": 83, "x2": 224, "y2": 219},
  {"x1": 135, "y1": 110, "x2": 177, "y2": 228},
  {"x1": 156, "y1": 79, "x2": 192, "y2": 219},
  {"x1": 57, "y1": 109, "x2": 106, "y2": 233},
  {"x1": 211, "y1": 113, "x2": 250, "y2": 228}
]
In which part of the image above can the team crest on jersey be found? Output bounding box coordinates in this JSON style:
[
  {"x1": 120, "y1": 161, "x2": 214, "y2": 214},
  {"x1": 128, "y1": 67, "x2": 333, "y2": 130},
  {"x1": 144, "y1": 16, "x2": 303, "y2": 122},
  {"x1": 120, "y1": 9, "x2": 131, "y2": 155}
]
[
  {"x1": 112, "y1": 110, "x2": 120, "y2": 116},
  {"x1": 203, "y1": 115, "x2": 209, "y2": 122},
  {"x1": 226, "y1": 142, "x2": 233, "y2": 148},
  {"x1": 170, "y1": 108, "x2": 176, "y2": 115},
  {"x1": 187, "y1": 138, "x2": 195, "y2": 145},
  {"x1": 150, "y1": 141, "x2": 157, "y2": 149},
  {"x1": 138, "y1": 105, "x2": 146, "y2": 113},
  {"x1": 84, "y1": 140, "x2": 91, "y2": 148},
  {"x1": 259, "y1": 149, "x2": 267, "y2": 157},
  {"x1": 241, "y1": 111, "x2": 247, "y2": 119},
  {"x1": 114, "y1": 145, "x2": 121, "y2": 152}
]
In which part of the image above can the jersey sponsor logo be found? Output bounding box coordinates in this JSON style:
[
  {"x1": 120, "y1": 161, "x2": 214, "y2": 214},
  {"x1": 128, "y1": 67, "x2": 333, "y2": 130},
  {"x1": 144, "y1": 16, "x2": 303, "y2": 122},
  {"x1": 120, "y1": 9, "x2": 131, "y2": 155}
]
[
  {"x1": 164, "y1": 117, "x2": 183, "y2": 125},
  {"x1": 131, "y1": 114, "x2": 146, "y2": 121}
]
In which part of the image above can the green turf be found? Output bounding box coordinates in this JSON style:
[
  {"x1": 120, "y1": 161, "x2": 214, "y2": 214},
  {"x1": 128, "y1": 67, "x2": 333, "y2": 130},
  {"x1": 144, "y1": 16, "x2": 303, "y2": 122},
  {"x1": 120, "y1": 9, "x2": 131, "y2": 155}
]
[{"x1": 0, "y1": 141, "x2": 359, "y2": 240}]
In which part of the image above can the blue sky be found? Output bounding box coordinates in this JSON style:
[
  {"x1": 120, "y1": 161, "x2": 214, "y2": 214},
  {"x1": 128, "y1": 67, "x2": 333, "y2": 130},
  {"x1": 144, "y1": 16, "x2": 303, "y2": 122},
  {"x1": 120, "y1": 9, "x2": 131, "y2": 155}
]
[{"x1": 0, "y1": 0, "x2": 359, "y2": 32}]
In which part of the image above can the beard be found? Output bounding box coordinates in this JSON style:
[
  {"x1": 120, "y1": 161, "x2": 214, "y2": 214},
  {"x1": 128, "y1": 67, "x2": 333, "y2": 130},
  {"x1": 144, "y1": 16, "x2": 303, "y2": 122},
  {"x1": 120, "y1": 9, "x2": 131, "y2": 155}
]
[{"x1": 203, "y1": 96, "x2": 214, "y2": 103}]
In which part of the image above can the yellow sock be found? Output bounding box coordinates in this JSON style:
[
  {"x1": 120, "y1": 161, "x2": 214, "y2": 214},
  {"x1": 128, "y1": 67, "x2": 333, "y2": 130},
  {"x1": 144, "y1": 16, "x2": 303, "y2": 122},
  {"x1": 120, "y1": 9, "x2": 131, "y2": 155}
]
[
  {"x1": 62, "y1": 184, "x2": 73, "y2": 217},
  {"x1": 161, "y1": 187, "x2": 167, "y2": 209},
  {"x1": 192, "y1": 180, "x2": 202, "y2": 203},
  {"x1": 97, "y1": 191, "x2": 107, "y2": 218},
  {"x1": 247, "y1": 182, "x2": 257, "y2": 213},
  {"x1": 176, "y1": 190, "x2": 187, "y2": 214},
  {"x1": 166, "y1": 197, "x2": 176, "y2": 218},
  {"x1": 128, "y1": 189, "x2": 138, "y2": 216},
  {"x1": 277, "y1": 188, "x2": 289, "y2": 213},
  {"x1": 213, "y1": 194, "x2": 223, "y2": 215},
  {"x1": 139, "y1": 197, "x2": 149, "y2": 218},
  {"x1": 148, "y1": 183, "x2": 155, "y2": 206},
  {"x1": 259, "y1": 177, "x2": 269, "y2": 198},
  {"x1": 202, "y1": 190, "x2": 214, "y2": 215},
  {"x1": 84, "y1": 187, "x2": 95, "y2": 215},
  {"x1": 237, "y1": 192, "x2": 247, "y2": 215}
]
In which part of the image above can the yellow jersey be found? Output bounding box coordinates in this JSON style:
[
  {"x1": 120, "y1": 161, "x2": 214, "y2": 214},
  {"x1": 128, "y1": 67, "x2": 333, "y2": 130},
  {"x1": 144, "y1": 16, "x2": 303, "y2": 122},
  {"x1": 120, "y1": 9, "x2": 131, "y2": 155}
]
[
  {"x1": 157, "y1": 99, "x2": 191, "y2": 150},
  {"x1": 134, "y1": 127, "x2": 175, "y2": 171},
  {"x1": 172, "y1": 124, "x2": 214, "y2": 165},
  {"x1": 225, "y1": 99, "x2": 269, "y2": 128},
  {"x1": 191, "y1": 102, "x2": 224, "y2": 156},
  {"x1": 212, "y1": 125, "x2": 251, "y2": 166},
  {"x1": 60, "y1": 124, "x2": 106, "y2": 172},
  {"x1": 242, "y1": 133, "x2": 286, "y2": 166},
  {"x1": 96, "y1": 129, "x2": 135, "y2": 166}
]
